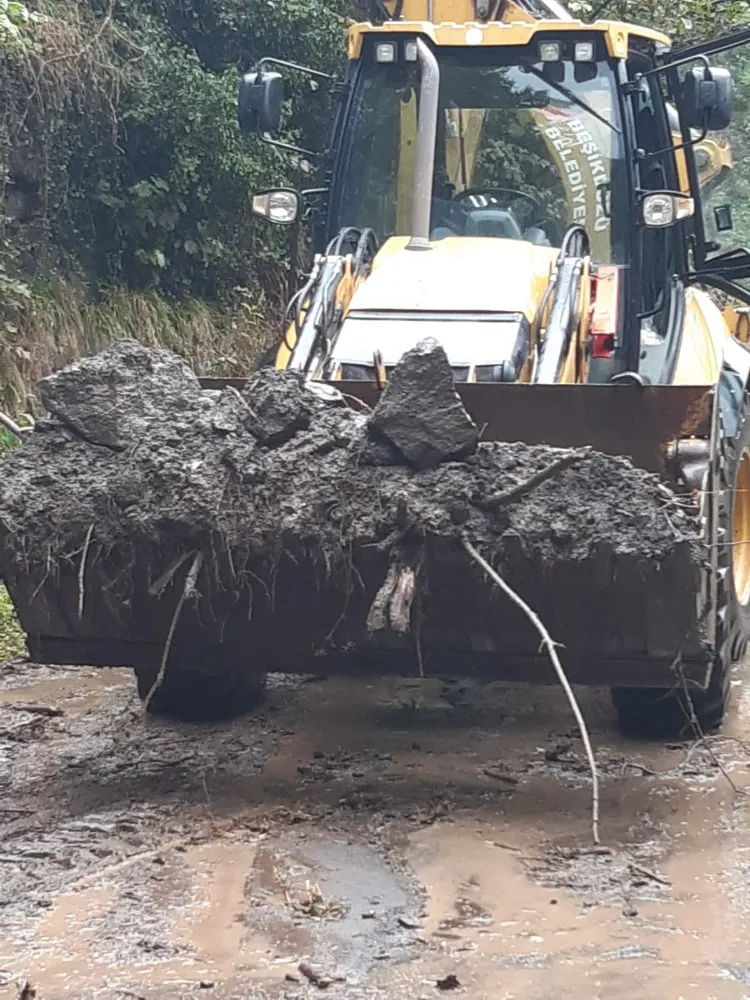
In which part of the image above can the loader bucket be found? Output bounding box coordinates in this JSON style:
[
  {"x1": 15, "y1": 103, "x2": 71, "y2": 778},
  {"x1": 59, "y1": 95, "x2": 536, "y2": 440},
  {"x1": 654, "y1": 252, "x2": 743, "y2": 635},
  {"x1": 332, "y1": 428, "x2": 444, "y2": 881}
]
[
  {"x1": 0, "y1": 344, "x2": 713, "y2": 709},
  {"x1": 201, "y1": 378, "x2": 713, "y2": 478},
  {"x1": 335, "y1": 381, "x2": 713, "y2": 477}
]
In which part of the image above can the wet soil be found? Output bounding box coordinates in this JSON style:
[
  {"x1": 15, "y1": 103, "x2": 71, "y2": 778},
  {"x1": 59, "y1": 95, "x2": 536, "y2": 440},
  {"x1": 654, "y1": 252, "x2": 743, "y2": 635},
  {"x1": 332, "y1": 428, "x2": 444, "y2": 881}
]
[
  {"x1": 0, "y1": 340, "x2": 698, "y2": 594},
  {"x1": 0, "y1": 342, "x2": 705, "y2": 689},
  {"x1": 2, "y1": 658, "x2": 750, "y2": 999}
]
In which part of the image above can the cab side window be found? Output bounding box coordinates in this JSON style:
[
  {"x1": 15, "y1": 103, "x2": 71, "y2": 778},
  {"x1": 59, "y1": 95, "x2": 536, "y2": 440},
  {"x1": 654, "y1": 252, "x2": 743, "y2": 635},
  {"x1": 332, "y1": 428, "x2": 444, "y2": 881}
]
[{"x1": 628, "y1": 71, "x2": 681, "y2": 337}]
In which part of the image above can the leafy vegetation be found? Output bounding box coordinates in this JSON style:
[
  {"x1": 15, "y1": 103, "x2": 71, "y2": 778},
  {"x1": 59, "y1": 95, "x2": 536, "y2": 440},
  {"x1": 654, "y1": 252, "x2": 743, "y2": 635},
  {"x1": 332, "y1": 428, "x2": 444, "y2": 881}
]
[
  {"x1": 1, "y1": 0, "x2": 750, "y2": 415},
  {"x1": 0, "y1": 0, "x2": 351, "y2": 411},
  {"x1": 0, "y1": 586, "x2": 24, "y2": 663}
]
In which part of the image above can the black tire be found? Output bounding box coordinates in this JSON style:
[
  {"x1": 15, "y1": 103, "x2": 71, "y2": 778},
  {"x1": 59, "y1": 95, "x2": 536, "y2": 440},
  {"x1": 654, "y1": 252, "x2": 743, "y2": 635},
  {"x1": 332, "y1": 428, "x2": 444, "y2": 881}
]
[
  {"x1": 135, "y1": 660, "x2": 267, "y2": 722},
  {"x1": 613, "y1": 391, "x2": 750, "y2": 739}
]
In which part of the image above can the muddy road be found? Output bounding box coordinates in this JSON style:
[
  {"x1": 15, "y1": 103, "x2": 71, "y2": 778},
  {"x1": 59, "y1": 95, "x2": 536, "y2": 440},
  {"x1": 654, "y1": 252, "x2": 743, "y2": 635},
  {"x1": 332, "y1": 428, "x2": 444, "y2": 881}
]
[{"x1": 1, "y1": 661, "x2": 750, "y2": 1000}]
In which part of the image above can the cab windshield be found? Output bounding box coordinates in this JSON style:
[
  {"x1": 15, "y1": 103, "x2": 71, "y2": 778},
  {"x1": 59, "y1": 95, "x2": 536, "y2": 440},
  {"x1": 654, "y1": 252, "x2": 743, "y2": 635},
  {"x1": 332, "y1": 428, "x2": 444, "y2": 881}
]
[{"x1": 332, "y1": 44, "x2": 627, "y2": 263}]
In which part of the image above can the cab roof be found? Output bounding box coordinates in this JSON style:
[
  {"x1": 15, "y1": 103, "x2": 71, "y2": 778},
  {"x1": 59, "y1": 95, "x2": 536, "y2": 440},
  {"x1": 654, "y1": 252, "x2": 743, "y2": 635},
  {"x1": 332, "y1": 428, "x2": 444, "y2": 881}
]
[{"x1": 347, "y1": 19, "x2": 672, "y2": 60}]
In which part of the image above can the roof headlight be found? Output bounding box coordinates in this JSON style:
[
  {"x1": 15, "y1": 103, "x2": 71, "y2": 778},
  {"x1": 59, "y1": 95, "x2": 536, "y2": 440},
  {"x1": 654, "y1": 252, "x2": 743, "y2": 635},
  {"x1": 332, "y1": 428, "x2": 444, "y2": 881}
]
[
  {"x1": 539, "y1": 41, "x2": 561, "y2": 62},
  {"x1": 375, "y1": 42, "x2": 396, "y2": 64},
  {"x1": 574, "y1": 41, "x2": 595, "y2": 62}
]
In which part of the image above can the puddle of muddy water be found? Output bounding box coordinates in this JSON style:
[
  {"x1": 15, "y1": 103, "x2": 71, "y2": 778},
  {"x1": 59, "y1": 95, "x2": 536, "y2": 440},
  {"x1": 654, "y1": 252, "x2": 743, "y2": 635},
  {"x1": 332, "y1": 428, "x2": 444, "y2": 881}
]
[
  {"x1": 3, "y1": 670, "x2": 750, "y2": 999},
  {"x1": 244, "y1": 829, "x2": 422, "y2": 978}
]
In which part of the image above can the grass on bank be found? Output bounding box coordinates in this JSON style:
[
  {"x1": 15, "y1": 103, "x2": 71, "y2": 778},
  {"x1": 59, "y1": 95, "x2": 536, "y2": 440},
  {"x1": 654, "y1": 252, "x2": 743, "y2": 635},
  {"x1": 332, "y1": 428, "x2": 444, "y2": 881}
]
[
  {"x1": 0, "y1": 587, "x2": 25, "y2": 664},
  {"x1": 0, "y1": 279, "x2": 276, "y2": 413}
]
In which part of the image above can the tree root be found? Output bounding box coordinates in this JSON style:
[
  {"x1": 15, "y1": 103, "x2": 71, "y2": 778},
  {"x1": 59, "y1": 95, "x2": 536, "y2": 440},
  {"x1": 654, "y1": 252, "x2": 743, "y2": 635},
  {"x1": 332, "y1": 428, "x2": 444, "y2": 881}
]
[
  {"x1": 479, "y1": 446, "x2": 592, "y2": 511},
  {"x1": 462, "y1": 536, "x2": 600, "y2": 845},
  {"x1": 143, "y1": 551, "x2": 204, "y2": 714},
  {"x1": 367, "y1": 561, "x2": 416, "y2": 635},
  {"x1": 149, "y1": 551, "x2": 193, "y2": 598},
  {"x1": 77, "y1": 523, "x2": 95, "y2": 620}
]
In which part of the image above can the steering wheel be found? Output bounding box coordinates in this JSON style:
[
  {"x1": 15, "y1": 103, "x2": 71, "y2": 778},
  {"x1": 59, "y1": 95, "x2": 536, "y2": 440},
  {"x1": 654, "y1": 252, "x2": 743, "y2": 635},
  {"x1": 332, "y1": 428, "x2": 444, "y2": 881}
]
[{"x1": 454, "y1": 187, "x2": 542, "y2": 218}]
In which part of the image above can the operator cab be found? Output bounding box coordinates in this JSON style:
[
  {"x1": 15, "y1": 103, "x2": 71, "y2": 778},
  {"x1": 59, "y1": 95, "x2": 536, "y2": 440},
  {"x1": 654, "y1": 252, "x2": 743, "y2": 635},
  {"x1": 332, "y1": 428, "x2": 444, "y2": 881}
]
[{"x1": 330, "y1": 33, "x2": 624, "y2": 265}]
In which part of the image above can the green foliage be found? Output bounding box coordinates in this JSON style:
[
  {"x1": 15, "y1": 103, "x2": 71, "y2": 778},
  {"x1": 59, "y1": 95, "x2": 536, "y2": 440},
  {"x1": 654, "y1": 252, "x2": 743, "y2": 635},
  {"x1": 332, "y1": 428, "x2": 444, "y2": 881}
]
[
  {"x1": 1, "y1": 0, "x2": 348, "y2": 308},
  {"x1": 0, "y1": 0, "x2": 46, "y2": 54},
  {"x1": 0, "y1": 0, "x2": 350, "y2": 411},
  {"x1": 582, "y1": 0, "x2": 746, "y2": 43},
  {"x1": 0, "y1": 427, "x2": 18, "y2": 455},
  {"x1": 0, "y1": 586, "x2": 24, "y2": 664},
  {"x1": 2, "y1": 0, "x2": 750, "y2": 344}
]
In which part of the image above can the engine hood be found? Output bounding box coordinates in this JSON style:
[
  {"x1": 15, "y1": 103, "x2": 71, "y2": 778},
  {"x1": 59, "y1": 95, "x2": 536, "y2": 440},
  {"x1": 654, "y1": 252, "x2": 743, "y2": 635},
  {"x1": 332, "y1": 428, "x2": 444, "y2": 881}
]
[{"x1": 348, "y1": 235, "x2": 557, "y2": 320}]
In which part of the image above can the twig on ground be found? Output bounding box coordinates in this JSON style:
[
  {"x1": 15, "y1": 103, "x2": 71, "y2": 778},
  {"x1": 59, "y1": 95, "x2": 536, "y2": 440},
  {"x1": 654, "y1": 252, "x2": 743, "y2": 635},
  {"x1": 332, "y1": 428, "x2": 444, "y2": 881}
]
[
  {"x1": 462, "y1": 537, "x2": 600, "y2": 845},
  {"x1": 77, "y1": 523, "x2": 94, "y2": 619},
  {"x1": 201, "y1": 771, "x2": 216, "y2": 826},
  {"x1": 8, "y1": 704, "x2": 63, "y2": 718},
  {"x1": 482, "y1": 446, "x2": 592, "y2": 510},
  {"x1": 676, "y1": 660, "x2": 744, "y2": 796},
  {"x1": 144, "y1": 552, "x2": 203, "y2": 714},
  {"x1": 628, "y1": 862, "x2": 670, "y2": 887}
]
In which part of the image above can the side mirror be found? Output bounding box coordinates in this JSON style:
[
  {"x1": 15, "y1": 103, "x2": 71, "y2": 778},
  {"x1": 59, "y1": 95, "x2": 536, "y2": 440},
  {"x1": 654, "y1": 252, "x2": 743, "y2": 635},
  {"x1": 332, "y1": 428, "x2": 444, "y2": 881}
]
[
  {"x1": 641, "y1": 191, "x2": 694, "y2": 228},
  {"x1": 682, "y1": 65, "x2": 732, "y2": 131},
  {"x1": 252, "y1": 189, "x2": 300, "y2": 226},
  {"x1": 238, "y1": 71, "x2": 284, "y2": 133}
]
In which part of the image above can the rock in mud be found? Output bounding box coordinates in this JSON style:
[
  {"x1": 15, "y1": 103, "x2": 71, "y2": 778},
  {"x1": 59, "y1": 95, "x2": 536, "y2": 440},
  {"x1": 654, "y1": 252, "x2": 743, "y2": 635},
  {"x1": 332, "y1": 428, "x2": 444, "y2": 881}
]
[
  {"x1": 39, "y1": 339, "x2": 201, "y2": 450},
  {"x1": 369, "y1": 339, "x2": 478, "y2": 469},
  {"x1": 436, "y1": 973, "x2": 461, "y2": 991},
  {"x1": 244, "y1": 369, "x2": 317, "y2": 447},
  {"x1": 211, "y1": 388, "x2": 246, "y2": 436}
]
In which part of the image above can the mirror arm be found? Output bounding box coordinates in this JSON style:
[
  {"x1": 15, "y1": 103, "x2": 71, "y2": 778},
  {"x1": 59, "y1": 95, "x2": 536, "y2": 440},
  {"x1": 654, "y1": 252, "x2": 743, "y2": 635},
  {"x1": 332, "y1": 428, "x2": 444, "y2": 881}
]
[
  {"x1": 258, "y1": 57, "x2": 335, "y2": 84},
  {"x1": 662, "y1": 24, "x2": 750, "y2": 65},
  {"x1": 624, "y1": 53, "x2": 710, "y2": 87},
  {"x1": 637, "y1": 122, "x2": 708, "y2": 162},
  {"x1": 260, "y1": 134, "x2": 322, "y2": 159}
]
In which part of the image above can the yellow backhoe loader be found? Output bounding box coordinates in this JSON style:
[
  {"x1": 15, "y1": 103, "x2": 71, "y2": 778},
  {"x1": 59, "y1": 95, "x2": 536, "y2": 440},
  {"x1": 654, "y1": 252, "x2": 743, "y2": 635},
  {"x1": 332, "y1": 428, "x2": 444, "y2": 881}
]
[
  {"x1": 4, "y1": 0, "x2": 750, "y2": 738},
  {"x1": 233, "y1": 0, "x2": 750, "y2": 734}
]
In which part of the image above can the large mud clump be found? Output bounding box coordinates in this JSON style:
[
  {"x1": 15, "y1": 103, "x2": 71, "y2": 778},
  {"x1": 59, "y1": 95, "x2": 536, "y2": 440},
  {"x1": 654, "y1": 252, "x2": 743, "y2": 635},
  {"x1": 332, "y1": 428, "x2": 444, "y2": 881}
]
[{"x1": 0, "y1": 339, "x2": 704, "y2": 668}]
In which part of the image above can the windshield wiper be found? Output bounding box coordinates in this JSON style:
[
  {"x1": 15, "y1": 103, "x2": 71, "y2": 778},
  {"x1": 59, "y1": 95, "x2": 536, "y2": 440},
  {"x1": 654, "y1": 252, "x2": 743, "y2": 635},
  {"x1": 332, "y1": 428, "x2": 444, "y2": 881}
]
[{"x1": 527, "y1": 66, "x2": 621, "y2": 135}]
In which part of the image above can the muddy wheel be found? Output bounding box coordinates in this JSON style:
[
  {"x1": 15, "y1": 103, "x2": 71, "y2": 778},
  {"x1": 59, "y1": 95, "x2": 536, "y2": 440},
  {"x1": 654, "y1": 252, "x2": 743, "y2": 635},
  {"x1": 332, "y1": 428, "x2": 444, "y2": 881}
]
[
  {"x1": 135, "y1": 659, "x2": 267, "y2": 722},
  {"x1": 613, "y1": 392, "x2": 750, "y2": 739}
]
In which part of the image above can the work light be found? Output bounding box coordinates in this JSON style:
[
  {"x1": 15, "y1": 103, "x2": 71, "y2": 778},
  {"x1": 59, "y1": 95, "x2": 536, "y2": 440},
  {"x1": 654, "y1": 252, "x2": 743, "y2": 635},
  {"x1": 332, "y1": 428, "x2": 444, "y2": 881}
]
[
  {"x1": 375, "y1": 43, "x2": 396, "y2": 63},
  {"x1": 539, "y1": 41, "x2": 561, "y2": 61}
]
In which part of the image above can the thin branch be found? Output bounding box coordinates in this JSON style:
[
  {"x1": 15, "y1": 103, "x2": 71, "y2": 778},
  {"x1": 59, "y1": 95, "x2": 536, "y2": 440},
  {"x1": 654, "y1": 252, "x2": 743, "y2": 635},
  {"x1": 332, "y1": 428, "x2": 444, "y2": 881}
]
[
  {"x1": 462, "y1": 537, "x2": 600, "y2": 845},
  {"x1": 482, "y1": 447, "x2": 593, "y2": 510},
  {"x1": 676, "y1": 659, "x2": 744, "y2": 796},
  {"x1": 339, "y1": 392, "x2": 372, "y2": 413},
  {"x1": 414, "y1": 589, "x2": 424, "y2": 679},
  {"x1": 144, "y1": 552, "x2": 203, "y2": 714},
  {"x1": 0, "y1": 411, "x2": 29, "y2": 441},
  {"x1": 148, "y1": 550, "x2": 192, "y2": 598},
  {"x1": 77, "y1": 523, "x2": 94, "y2": 620}
]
